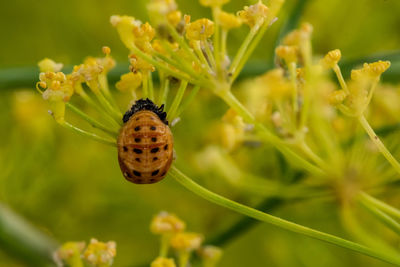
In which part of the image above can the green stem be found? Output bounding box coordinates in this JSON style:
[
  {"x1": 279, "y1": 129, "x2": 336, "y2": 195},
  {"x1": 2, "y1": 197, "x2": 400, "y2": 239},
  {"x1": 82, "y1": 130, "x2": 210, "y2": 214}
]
[
  {"x1": 167, "y1": 80, "x2": 188, "y2": 120},
  {"x1": 169, "y1": 166, "x2": 400, "y2": 266},
  {"x1": 148, "y1": 71, "x2": 154, "y2": 100},
  {"x1": 165, "y1": 24, "x2": 201, "y2": 66},
  {"x1": 219, "y1": 90, "x2": 324, "y2": 176},
  {"x1": 0, "y1": 204, "x2": 58, "y2": 266},
  {"x1": 202, "y1": 40, "x2": 216, "y2": 70},
  {"x1": 77, "y1": 88, "x2": 121, "y2": 129},
  {"x1": 142, "y1": 71, "x2": 149, "y2": 99},
  {"x1": 60, "y1": 122, "x2": 117, "y2": 146},
  {"x1": 358, "y1": 194, "x2": 400, "y2": 236},
  {"x1": 131, "y1": 46, "x2": 204, "y2": 87},
  {"x1": 333, "y1": 64, "x2": 349, "y2": 94},
  {"x1": 159, "y1": 78, "x2": 170, "y2": 107},
  {"x1": 66, "y1": 103, "x2": 118, "y2": 137},
  {"x1": 358, "y1": 115, "x2": 400, "y2": 175},
  {"x1": 359, "y1": 192, "x2": 400, "y2": 221},
  {"x1": 212, "y1": 6, "x2": 221, "y2": 73},
  {"x1": 176, "y1": 85, "x2": 201, "y2": 118},
  {"x1": 228, "y1": 23, "x2": 260, "y2": 81}
]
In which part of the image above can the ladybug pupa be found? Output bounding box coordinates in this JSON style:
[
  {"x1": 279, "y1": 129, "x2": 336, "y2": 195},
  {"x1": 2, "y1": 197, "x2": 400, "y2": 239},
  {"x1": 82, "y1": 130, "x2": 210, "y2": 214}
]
[{"x1": 117, "y1": 99, "x2": 173, "y2": 184}]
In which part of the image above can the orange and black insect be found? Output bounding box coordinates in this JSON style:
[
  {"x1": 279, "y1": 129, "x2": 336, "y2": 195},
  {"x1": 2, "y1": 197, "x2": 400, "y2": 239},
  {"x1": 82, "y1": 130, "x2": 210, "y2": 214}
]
[{"x1": 117, "y1": 99, "x2": 173, "y2": 184}]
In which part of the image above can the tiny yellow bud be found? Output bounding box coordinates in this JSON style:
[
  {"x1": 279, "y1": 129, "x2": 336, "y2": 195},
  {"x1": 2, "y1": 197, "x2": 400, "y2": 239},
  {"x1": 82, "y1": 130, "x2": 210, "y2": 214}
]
[
  {"x1": 197, "y1": 246, "x2": 223, "y2": 266},
  {"x1": 218, "y1": 11, "x2": 242, "y2": 30},
  {"x1": 167, "y1": 10, "x2": 182, "y2": 26},
  {"x1": 102, "y1": 46, "x2": 111, "y2": 55},
  {"x1": 38, "y1": 58, "x2": 63, "y2": 72},
  {"x1": 321, "y1": 49, "x2": 341, "y2": 68},
  {"x1": 186, "y1": 18, "x2": 214, "y2": 40},
  {"x1": 38, "y1": 81, "x2": 47, "y2": 89},
  {"x1": 151, "y1": 257, "x2": 177, "y2": 267},
  {"x1": 54, "y1": 241, "x2": 85, "y2": 266},
  {"x1": 237, "y1": 1, "x2": 269, "y2": 28},
  {"x1": 51, "y1": 80, "x2": 61, "y2": 90},
  {"x1": 83, "y1": 238, "x2": 116, "y2": 267},
  {"x1": 129, "y1": 54, "x2": 155, "y2": 72},
  {"x1": 116, "y1": 72, "x2": 143, "y2": 92},
  {"x1": 363, "y1": 60, "x2": 391, "y2": 77},
  {"x1": 351, "y1": 69, "x2": 364, "y2": 81},
  {"x1": 275, "y1": 45, "x2": 298, "y2": 63},
  {"x1": 170, "y1": 232, "x2": 203, "y2": 252},
  {"x1": 329, "y1": 90, "x2": 348, "y2": 105},
  {"x1": 150, "y1": 211, "x2": 186, "y2": 235},
  {"x1": 199, "y1": 0, "x2": 229, "y2": 7}
]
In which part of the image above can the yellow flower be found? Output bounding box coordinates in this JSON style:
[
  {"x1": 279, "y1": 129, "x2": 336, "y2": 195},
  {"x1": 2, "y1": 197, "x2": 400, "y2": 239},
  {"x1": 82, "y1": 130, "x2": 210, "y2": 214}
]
[
  {"x1": 237, "y1": 1, "x2": 269, "y2": 28},
  {"x1": 150, "y1": 211, "x2": 186, "y2": 234},
  {"x1": 275, "y1": 45, "x2": 298, "y2": 64},
  {"x1": 129, "y1": 54, "x2": 155, "y2": 72},
  {"x1": 186, "y1": 19, "x2": 214, "y2": 40},
  {"x1": 199, "y1": 0, "x2": 229, "y2": 7},
  {"x1": 197, "y1": 246, "x2": 223, "y2": 267},
  {"x1": 167, "y1": 10, "x2": 182, "y2": 26},
  {"x1": 110, "y1": 15, "x2": 142, "y2": 51},
  {"x1": 329, "y1": 89, "x2": 348, "y2": 105},
  {"x1": 38, "y1": 58, "x2": 63, "y2": 72},
  {"x1": 151, "y1": 257, "x2": 177, "y2": 267},
  {"x1": 116, "y1": 72, "x2": 143, "y2": 92},
  {"x1": 170, "y1": 232, "x2": 203, "y2": 252},
  {"x1": 218, "y1": 11, "x2": 242, "y2": 30},
  {"x1": 83, "y1": 238, "x2": 116, "y2": 267},
  {"x1": 363, "y1": 60, "x2": 391, "y2": 78},
  {"x1": 321, "y1": 49, "x2": 341, "y2": 68},
  {"x1": 147, "y1": 0, "x2": 178, "y2": 16},
  {"x1": 54, "y1": 241, "x2": 85, "y2": 267},
  {"x1": 283, "y1": 23, "x2": 313, "y2": 46}
]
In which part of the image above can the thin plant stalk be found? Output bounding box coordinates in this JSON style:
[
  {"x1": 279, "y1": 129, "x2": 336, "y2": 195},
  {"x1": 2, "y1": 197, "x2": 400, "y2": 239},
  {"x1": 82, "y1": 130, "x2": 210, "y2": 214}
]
[
  {"x1": 66, "y1": 103, "x2": 118, "y2": 137},
  {"x1": 169, "y1": 166, "x2": 400, "y2": 266},
  {"x1": 60, "y1": 122, "x2": 117, "y2": 146},
  {"x1": 359, "y1": 192, "x2": 400, "y2": 221},
  {"x1": 358, "y1": 115, "x2": 400, "y2": 175},
  {"x1": 167, "y1": 80, "x2": 188, "y2": 120}
]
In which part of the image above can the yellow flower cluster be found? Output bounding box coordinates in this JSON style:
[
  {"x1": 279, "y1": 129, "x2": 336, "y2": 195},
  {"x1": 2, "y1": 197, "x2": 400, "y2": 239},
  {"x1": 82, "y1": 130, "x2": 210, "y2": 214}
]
[
  {"x1": 55, "y1": 239, "x2": 116, "y2": 267},
  {"x1": 150, "y1": 211, "x2": 221, "y2": 267},
  {"x1": 238, "y1": 1, "x2": 269, "y2": 28},
  {"x1": 186, "y1": 18, "x2": 215, "y2": 41},
  {"x1": 83, "y1": 238, "x2": 117, "y2": 266},
  {"x1": 218, "y1": 11, "x2": 242, "y2": 30}
]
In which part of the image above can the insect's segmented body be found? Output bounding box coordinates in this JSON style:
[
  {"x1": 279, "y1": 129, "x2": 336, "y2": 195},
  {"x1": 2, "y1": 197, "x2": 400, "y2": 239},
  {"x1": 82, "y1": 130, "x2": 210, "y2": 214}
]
[{"x1": 118, "y1": 99, "x2": 173, "y2": 184}]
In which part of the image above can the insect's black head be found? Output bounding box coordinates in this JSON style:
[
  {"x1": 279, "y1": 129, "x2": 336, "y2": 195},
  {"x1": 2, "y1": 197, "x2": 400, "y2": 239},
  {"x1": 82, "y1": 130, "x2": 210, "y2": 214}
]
[{"x1": 123, "y1": 98, "x2": 168, "y2": 125}]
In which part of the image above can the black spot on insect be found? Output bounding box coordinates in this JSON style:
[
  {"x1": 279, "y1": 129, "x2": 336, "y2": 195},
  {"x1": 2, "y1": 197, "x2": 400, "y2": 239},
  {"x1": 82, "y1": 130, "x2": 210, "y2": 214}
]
[
  {"x1": 151, "y1": 137, "x2": 157, "y2": 142},
  {"x1": 153, "y1": 157, "x2": 158, "y2": 161},
  {"x1": 135, "y1": 138, "x2": 141, "y2": 143},
  {"x1": 125, "y1": 172, "x2": 132, "y2": 178},
  {"x1": 151, "y1": 170, "x2": 159, "y2": 176},
  {"x1": 123, "y1": 146, "x2": 128, "y2": 152},
  {"x1": 164, "y1": 144, "x2": 168, "y2": 150},
  {"x1": 134, "y1": 126, "x2": 141, "y2": 131},
  {"x1": 133, "y1": 170, "x2": 141, "y2": 177},
  {"x1": 136, "y1": 117, "x2": 140, "y2": 121},
  {"x1": 133, "y1": 148, "x2": 143, "y2": 154},
  {"x1": 161, "y1": 171, "x2": 166, "y2": 176},
  {"x1": 151, "y1": 147, "x2": 159, "y2": 153},
  {"x1": 135, "y1": 158, "x2": 141, "y2": 162},
  {"x1": 150, "y1": 126, "x2": 156, "y2": 131}
]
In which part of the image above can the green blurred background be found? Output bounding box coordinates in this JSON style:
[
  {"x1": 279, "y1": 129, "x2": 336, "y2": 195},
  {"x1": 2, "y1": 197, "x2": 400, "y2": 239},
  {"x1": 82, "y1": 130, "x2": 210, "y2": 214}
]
[{"x1": 1, "y1": 0, "x2": 400, "y2": 266}]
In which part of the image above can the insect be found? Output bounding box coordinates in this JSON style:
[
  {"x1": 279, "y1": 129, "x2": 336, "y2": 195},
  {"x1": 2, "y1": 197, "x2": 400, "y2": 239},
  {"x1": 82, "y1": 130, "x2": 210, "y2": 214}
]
[{"x1": 117, "y1": 98, "x2": 173, "y2": 184}]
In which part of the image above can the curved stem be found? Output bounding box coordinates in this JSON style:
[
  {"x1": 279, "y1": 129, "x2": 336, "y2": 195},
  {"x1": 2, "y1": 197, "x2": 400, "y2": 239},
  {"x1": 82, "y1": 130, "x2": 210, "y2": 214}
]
[
  {"x1": 60, "y1": 122, "x2": 117, "y2": 146},
  {"x1": 358, "y1": 115, "x2": 400, "y2": 175},
  {"x1": 167, "y1": 80, "x2": 188, "y2": 120},
  {"x1": 359, "y1": 192, "x2": 400, "y2": 221},
  {"x1": 66, "y1": 103, "x2": 118, "y2": 137},
  {"x1": 358, "y1": 194, "x2": 400, "y2": 236},
  {"x1": 169, "y1": 166, "x2": 400, "y2": 266}
]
